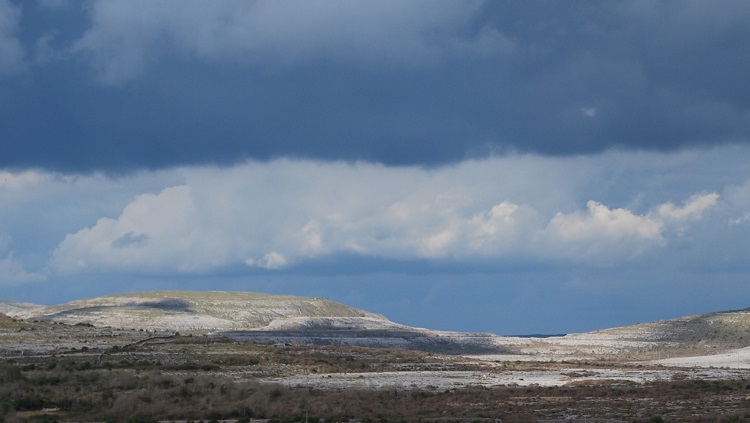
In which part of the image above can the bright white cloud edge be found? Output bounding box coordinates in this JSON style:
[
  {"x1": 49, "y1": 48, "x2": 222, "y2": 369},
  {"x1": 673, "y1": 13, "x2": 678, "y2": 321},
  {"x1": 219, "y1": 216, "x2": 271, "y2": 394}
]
[{"x1": 35, "y1": 148, "x2": 750, "y2": 276}]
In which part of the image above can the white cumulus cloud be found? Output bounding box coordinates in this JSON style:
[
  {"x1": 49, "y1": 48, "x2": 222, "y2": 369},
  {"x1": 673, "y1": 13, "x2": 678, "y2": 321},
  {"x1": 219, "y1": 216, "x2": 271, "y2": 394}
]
[
  {"x1": 535, "y1": 192, "x2": 720, "y2": 262},
  {"x1": 547, "y1": 200, "x2": 664, "y2": 241},
  {"x1": 658, "y1": 193, "x2": 719, "y2": 221},
  {"x1": 51, "y1": 185, "x2": 204, "y2": 273},
  {"x1": 46, "y1": 156, "x2": 729, "y2": 275},
  {"x1": 538, "y1": 200, "x2": 665, "y2": 261}
]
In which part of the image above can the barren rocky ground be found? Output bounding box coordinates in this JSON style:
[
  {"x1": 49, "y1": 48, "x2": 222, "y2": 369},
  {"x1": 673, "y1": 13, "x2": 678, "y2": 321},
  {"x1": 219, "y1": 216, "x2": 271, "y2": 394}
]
[{"x1": 1, "y1": 291, "x2": 749, "y2": 422}]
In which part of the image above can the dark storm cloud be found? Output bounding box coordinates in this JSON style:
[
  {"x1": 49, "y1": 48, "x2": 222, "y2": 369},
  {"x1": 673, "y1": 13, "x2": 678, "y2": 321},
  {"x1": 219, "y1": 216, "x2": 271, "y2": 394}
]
[{"x1": 2, "y1": 0, "x2": 750, "y2": 172}]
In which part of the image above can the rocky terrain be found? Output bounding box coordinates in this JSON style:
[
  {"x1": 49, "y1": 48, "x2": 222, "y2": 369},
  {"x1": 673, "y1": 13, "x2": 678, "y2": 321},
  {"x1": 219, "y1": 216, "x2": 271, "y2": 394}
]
[
  {"x1": 1, "y1": 291, "x2": 749, "y2": 422},
  {"x1": 0, "y1": 291, "x2": 503, "y2": 353},
  {"x1": 2, "y1": 291, "x2": 750, "y2": 363},
  {"x1": 0, "y1": 291, "x2": 393, "y2": 331}
]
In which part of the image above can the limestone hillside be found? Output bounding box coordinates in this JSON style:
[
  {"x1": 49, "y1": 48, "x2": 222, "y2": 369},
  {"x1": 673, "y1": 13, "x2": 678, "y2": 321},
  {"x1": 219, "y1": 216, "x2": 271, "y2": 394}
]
[
  {"x1": 0, "y1": 291, "x2": 399, "y2": 332},
  {"x1": 593, "y1": 307, "x2": 750, "y2": 344}
]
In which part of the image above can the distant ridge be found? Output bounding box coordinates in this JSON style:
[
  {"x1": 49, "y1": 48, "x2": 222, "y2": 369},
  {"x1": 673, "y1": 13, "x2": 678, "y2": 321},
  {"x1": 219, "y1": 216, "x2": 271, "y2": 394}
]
[
  {"x1": 0, "y1": 291, "x2": 398, "y2": 332},
  {"x1": 0, "y1": 291, "x2": 508, "y2": 353},
  {"x1": 590, "y1": 306, "x2": 750, "y2": 347},
  {"x1": 2, "y1": 291, "x2": 748, "y2": 358}
]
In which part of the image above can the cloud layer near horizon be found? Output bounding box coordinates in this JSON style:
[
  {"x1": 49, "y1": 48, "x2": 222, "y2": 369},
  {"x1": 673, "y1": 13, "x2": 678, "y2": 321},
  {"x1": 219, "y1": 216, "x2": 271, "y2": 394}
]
[
  {"x1": 49, "y1": 166, "x2": 718, "y2": 274},
  {"x1": 1, "y1": 146, "x2": 748, "y2": 286}
]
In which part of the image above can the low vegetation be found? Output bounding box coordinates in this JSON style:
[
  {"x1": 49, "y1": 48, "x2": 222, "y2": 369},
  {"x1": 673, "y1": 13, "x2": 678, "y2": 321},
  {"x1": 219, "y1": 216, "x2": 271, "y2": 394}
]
[
  {"x1": 2, "y1": 297, "x2": 750, "y2": 422},
  {"x1": 2, "y1": 356, "x2": 750, "y2": 422},
  {"x1": 0, "y1": 319, "x2": 749, "y2": 422}
]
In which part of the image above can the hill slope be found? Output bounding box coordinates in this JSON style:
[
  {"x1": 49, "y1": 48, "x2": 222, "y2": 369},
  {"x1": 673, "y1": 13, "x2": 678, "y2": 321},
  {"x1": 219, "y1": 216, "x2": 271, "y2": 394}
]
[
  {"x1": 592, "y1": 307, "x2": 750, "y2": 342},
  {"x1": 483, "y1": 307, "x2": 750, "y2": 363},
  {"x1": 0, "y1": 291, "x2": 398, "y2": 332},
  {"x1": 0, "y1": 291, "x2": 505, "y2": 353},
  {"x1": 2, "y1": 291, "x2": 748, "y2": 360}
]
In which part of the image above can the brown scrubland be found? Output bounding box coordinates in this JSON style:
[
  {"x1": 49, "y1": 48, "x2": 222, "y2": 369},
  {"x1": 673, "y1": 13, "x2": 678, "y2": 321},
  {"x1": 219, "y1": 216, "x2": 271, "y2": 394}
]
[{"x1": 0, "y1": 317, "x2": 749, "y2": 423}]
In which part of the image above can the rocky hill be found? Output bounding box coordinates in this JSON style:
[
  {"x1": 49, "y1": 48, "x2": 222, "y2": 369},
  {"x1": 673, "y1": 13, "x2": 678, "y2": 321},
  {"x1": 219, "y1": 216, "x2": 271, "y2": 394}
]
[
  {"x1": 484, "y1": 307, "x2": 750, "y2": 363},
  {"x1": 0, "y1": 291, "x2": 504, "y2": 353},
  {"x1": 595, "y1": 307, "x2": 750, "y2": 346},
  {"x1": 2, "y1": 291, "x2": 748, "y2": 360},
  {"x1": 0, "y1": 291, "x2": 396, "y2": 332}
]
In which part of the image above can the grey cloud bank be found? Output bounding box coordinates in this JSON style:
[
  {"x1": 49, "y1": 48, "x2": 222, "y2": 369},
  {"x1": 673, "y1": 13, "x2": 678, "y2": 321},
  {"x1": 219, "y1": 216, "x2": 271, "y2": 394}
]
[{"x1": 1, "y1": 0, "x2": 750, "y2": 171}]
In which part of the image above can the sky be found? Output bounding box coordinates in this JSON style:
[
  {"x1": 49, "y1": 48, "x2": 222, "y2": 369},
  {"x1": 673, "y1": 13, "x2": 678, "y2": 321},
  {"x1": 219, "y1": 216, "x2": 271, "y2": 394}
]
[{"x1": 1, "y1": 0, "x2": 750, "y2": 334}]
